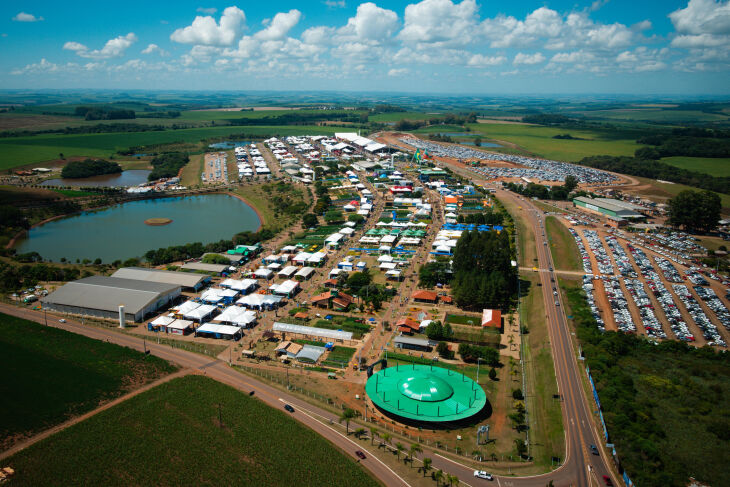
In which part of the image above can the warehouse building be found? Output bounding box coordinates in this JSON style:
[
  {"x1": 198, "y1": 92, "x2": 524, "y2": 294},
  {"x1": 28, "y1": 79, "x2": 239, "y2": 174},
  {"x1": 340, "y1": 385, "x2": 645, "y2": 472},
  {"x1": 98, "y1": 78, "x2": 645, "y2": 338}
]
[
  {"x1": 41, "y1": 276, "x2": 180, "y2": 322},
  {"x1": 573, "y1": 197, "x2": 645, "y2": 221},
  {"x1": 111, "y1": 267, "x2": 209, "y2": 291}
]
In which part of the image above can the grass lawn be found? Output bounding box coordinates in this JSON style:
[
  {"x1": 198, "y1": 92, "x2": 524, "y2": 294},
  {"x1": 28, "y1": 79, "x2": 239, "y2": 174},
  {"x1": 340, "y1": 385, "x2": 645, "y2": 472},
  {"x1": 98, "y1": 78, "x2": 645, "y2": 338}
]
[
  {"x1": 660, "y1": 156, "x2": 730, "y2": 177},
  {"x1": 465, "y1": 122, "x2": 640, "y2": 162},
  {"x1": 180, "y1": 153, "x2": 203, "y2": 187},
  {"x1": 4, "y1": 375, "x2": 380, "y2": 487},
  {"x1": 0, "y1": 125, "x2": 354, "y2": 170},
  {"x1": 0, "y1": 313, "x2": 177, "y2": 451},
  {"x1": 520, "y1": 275, "x2": 565, "y2": 468},
  {"x1": 545, "y1": 216, "x2": 582, "y2": 272},
  {"x1": 50, "y1": 189, "x2": 96, "y2": 198},
  {"x1": 496, "y1": 195, "x2": 536, "y2": 267},
  {"x1": 323, "y1": 346, "x2": 357, "y2": 368},
  {"x1": 444, "y1": 313, "x2": 481, "y2": 326}
]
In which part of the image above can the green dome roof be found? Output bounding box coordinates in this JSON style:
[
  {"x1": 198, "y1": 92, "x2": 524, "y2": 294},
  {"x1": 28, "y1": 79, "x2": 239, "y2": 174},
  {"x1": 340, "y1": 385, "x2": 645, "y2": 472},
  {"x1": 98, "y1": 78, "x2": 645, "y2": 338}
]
[{"x1": 398, "y1": 375, "x2": 454, "y2": 402}]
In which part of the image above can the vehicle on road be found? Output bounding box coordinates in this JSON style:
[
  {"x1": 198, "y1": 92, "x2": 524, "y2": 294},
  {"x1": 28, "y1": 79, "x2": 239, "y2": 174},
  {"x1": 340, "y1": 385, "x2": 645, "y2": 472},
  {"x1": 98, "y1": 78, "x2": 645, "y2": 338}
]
[
  {"x1": 355, "y1": 451, "x2": 366, "y2": 460},
  {"x1": 602, "y1": 475, "x2": 613, "y2": 486},
  {"x1": 249, "y1": 390, "x2": 255, "y2": 396},
  {"x1": 284, "y1": 404, "x2": 295, "y2": 413},
  {"x1": 590, "y1": 444, "x2": 599, "y2": 455},
  {"x1": 473, "y1": 470, "x2": 493, "y2": 480},
  {"x1": 58, "y1": 319, "x2": 66, "y2": 323},
  {"x1": 555, "y1": 301, "x2": 560, "y2": 306}
]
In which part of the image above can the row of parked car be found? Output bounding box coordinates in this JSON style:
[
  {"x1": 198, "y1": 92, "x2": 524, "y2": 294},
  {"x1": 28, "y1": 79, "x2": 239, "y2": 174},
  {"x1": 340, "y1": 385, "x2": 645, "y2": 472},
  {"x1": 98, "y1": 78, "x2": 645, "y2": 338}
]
[
  {"x1": 653, "y1": 256, "x2": 683, "y2": 283},
  {"x1": 569, "y1": 228, "x2": 593, "y2": 274},
  {"x1": 583, "y1": 230, "x2": 614, "y2": 276},
  {"x1": 582, "y1": 275, "x2": 605, "y2": 332},
  {"x1": 672, "y1": 284, "x2": 726, "y2": 347},
  {"x1": 624, "y1": 278, "x2": 667, "y2": 339},
  {"x1": 603, "y1": 276, "x2": 636, "y2": 333},
  {"x1": 605, "y1": 234, "x2": 636, "y2": 278},
  {"x1": 693, "y1": 286, "x2": 730, "y2": 331}
]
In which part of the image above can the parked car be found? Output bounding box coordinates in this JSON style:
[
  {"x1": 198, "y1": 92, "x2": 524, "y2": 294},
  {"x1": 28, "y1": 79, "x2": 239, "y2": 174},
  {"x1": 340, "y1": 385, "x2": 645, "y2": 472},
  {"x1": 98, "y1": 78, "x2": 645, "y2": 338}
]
[
  {"x1": 355, "y1": 451, "x2": 366, "y2": 460},
  {"x1": 58, "y1": 319, "x2": 66, "y2": 323},
  {"x1": 473, "y1": 471, "x2": 493, "y2": 480}
]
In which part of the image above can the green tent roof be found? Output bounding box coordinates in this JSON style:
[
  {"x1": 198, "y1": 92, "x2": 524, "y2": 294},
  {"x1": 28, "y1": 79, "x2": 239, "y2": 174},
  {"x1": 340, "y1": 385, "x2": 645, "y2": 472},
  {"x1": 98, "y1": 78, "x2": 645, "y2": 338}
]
[{"x1": 366, "y1": 364, "x2": 486, "y2": 423}]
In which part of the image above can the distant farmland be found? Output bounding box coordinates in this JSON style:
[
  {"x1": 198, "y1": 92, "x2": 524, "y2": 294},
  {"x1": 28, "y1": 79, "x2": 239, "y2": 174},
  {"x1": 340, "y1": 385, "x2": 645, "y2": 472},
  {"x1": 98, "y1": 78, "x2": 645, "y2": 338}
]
[
  {"x1": 0, "y1": 313, "x2": 177, "y2": 451},
  {"x1": 4, "y1": 375, "x2": 379, "y2": 487}
]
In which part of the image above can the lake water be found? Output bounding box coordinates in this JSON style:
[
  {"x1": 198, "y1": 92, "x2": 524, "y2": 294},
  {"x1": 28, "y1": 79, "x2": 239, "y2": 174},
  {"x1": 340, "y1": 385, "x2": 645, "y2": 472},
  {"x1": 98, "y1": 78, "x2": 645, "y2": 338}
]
[
  {"x1": 41, "y1": 170, "x2": 152, "y2": 188},
  {"x1": 15, "y1": 194, "x2": 260, "y2": 262},
  {"x1": 459, "y1": 141, "x2": 502, "y2": 147},
  {"x1": 208, "y1": 140, "x2": 253, "y2": 149}
]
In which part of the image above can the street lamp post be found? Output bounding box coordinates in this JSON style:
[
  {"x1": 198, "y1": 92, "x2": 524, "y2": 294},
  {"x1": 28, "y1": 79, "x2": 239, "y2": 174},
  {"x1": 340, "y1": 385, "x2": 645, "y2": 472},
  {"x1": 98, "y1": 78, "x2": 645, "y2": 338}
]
[{"x1": 476, "y1": 357, "x2": 482, "y2": 384}]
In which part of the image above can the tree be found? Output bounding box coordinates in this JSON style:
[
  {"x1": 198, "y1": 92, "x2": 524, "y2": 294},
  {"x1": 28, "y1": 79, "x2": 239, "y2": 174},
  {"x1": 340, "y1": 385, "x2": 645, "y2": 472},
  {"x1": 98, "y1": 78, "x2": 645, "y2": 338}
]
[
  {"x1": 339, "y1": 408, "x2": 356, "y2": 435},
  {"x1": 354, "y1": 427, "x2": 366, "y2": 439},
  {"x1": 515, "y1": 438, "x2": 527, "y2": 458},
  {"x1": 474, "y1": 137, "x2": 482, "y2": 147},
  {"x1": 513, "y1": 388, "x2": 524, "y2": 400},
  {"x1": 381, "y1": 432, "x2": 391, "y2": 448},
  {"x1": 434, "y1": 469, "x2": 444, "y2": 486},
  {"x1": 348, "y1": 213, "x2": 365, "y2": 223},
  {"x1": 488, "y1": 367, "x2": 497, "y2": 381},
  {"x1": 437, "y1": 341, "x2": 451, "y2": 359},
  {"x1": 396, "y1": 442, "x2": 404, "y2": 461},
  {"x1": 563, "y1": 175, "x2": 579, "y2": 193},
  {"x1": 421, "y1": 457, "x2": 432, "y2": 477},
  {"x1": 302, "y1": 213, "x2": 319, "y2": 228},
  {"x1": 425, "y1": 321, "x2": 444, "y2": 340},
  {"x1": 409, "y1": 443, "x2": 422, "y2": 464},
  {"x1": 442, "y1": 322, "x2": 454, "y2": 340},
  {"x1": 324, "y1": 209, "x2": 344, "y2": 223},
  {"x1": 369, "y1": 427, "x2": 379, "y2": 445},
  {"x1": 635, "y1": 146, "x2": 661, "y2": 160},
  {"x1": 668, "y1": 190, "x2": 721, "y2": 233}
]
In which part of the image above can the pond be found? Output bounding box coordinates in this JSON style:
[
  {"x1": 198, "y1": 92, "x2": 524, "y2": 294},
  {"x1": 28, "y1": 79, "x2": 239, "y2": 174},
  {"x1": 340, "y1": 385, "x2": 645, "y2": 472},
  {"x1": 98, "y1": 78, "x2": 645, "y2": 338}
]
[
  {"x1": 41, "y1": 170, "x2": 152, "y2": 188},
  {"x1": 15, "y1": 194, "x2": 261, "y2": 262},
  {"x1": 208, "y1": 140, "x2": 253, "y2": 149}
]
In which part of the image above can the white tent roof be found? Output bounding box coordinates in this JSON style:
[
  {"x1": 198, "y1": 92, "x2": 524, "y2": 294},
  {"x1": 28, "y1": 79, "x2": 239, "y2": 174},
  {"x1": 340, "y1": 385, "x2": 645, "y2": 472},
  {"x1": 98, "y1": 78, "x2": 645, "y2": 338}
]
[
  {"x1": 167, "y1": 319, "x2": 193, "y2": 331},
  {"x1": 215, "y1": 306, "x2": 256, "y2": 326},
  {"x1": 184, "y1": 304, "x2": 217, "y2": 320},
  {"x1": 175, "y1": 300, "x2": 200, "y2": 314},
  {"x1": 237, "y1": 294, "x2": 283, "y2": 307},
  {"x1": 196, "y1": 323, "x2": 240, "y2": 336},
  {"x1": 151, "y1": 315, "x2": 175, "y2": 326}
]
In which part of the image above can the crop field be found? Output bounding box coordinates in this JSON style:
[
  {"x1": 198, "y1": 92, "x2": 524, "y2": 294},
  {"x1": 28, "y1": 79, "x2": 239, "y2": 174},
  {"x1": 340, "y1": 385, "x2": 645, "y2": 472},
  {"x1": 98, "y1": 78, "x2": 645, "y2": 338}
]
[
  {"x1": 465, "y1": 122, "x2": 640, "y2": 161},
  {"x1": 368, "y1": 111, "x2": 433, "y2": 122},
  {"x1": 545, "y1": 216, "x2": 582, "y2": 272},
  {"x1": 0, "y1": 125, "x2": 353, "y2": 170},
  {"x1": 0, "y1": 313, "x2": 177, "y2": 451},
  {"x1": 179, "y1": 108, "x2": 365, "y2": 121},
  {"x1": 577, "y1": 108, "x2": 729, "y2": 123},
  {"x1": 322, "y1": 346, "x2": 357, "y2": 368},
  {"x1": 660, "y1": 156, "x2": 730, "y2": 177},
  {"x1": 4, "y1": 375, "x2": 379, "y2": 487}
]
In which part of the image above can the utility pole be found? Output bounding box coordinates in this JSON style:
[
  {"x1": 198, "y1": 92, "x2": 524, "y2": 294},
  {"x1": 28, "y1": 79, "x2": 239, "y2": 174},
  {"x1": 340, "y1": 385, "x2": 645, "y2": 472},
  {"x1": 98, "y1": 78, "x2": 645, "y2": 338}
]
[{"x1": 476, "y1": 357, "x2": 482, "y2": 384}]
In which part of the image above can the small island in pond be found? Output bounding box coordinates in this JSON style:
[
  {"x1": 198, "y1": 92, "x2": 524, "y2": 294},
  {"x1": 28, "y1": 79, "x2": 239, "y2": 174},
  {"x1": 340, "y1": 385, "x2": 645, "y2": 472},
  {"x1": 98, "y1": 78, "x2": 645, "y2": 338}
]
[
  {"x1": 144, "y1": 218, "x2": 173, "y2": 226},
  {"x1": 61, "y1": 159, "x2": 122, "y2": 178}
]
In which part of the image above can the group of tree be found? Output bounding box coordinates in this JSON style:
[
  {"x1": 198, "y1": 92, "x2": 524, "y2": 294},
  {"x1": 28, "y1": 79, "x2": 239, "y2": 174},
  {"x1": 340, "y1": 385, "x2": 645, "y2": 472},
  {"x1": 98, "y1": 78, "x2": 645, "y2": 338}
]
[
  {"x1": 225, "y1": 111, "x2": 364, "y2": 126},
  {"x1": 262, "y1": 182, "x2": 308, "y2": 218},
  {"x1": 74, "y1": 106, "x2": 135, "y2": 120},
  {"x1": 0, "y1": 261, "x2": 83, "y2": 292},
  {"x1": 455, "y1": 207, "x2": 505, "y2": 225},
  {"x1": 636, "y1": 127, "x2": 730, "y2": 159},
  {"x1": 504, "y1": 175, "x2": 580, "y2": 201},
  {"x1": 136, "y1": 110, "x2": 181, "y2": 119},
  {"x1": 148, "y1": 152, "x2": 189, "y2": 181},
  {"x1": 577, "y1": 155, "x2": 730, "y2": 195},
  {"x1": 667, "y1": 190, "x2": 721, "y2": 233},
  {"x1": 201, "y1": 253, "x2": 231, "y2": 265},
  {"x1": 342, "y1": 270, "x2": 394, "y2": 311},
  {"x1": 418, "y1": 260, "x2": 452, "y2": 288},
  {"x1": 457, "y1": 343, "x2": 499, "y2": 366},
  {"x1": 393, "y1": 112, "x2": 477, "y2": 131},
  {"x1": 425, "y1": 321, "x2": 454, "y2": 341},
  {"x1": 450, "y1": 230, "x2": 517, "y2": 310},
  {"x1": 0, "y1": 123, "x2": 170, "y2": 139},
  {"x1": 60, "y1": 159, "x2": 122, "y2": 179}
]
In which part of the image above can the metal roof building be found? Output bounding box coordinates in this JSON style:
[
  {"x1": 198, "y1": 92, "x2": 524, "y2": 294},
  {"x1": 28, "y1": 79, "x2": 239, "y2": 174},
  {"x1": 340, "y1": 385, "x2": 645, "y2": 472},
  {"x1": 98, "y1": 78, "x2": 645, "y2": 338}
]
[
  {"x1": 366, "y1": 364, "x2": 487, "y2": 425},
  {"x1": 573, "y1": 197, "x2": 644, "y2": 219},
  {"x1": 273, "y1": 322, "x2": 353, "y2": 341},
  {"x1": 111, "y1": 267, "x2": 209, "y2": 291},
  {"x1": 41, "y1": 276, "x2": 180, "y2": 322}
]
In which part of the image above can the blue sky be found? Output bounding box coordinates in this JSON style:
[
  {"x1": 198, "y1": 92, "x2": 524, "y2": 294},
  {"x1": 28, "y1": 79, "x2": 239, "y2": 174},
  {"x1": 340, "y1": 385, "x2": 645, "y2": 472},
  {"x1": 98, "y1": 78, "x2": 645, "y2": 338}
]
[{"x1": 1, "y1": 0, "x2": 729, "y2": 94}]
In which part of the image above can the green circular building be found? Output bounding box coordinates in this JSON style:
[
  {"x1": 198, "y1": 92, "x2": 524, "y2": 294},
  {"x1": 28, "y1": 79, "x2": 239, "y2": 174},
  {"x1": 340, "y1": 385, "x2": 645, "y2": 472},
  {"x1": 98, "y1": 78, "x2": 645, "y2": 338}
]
[{"x1": 366, "y1": 363, "x2": 487, "y2": 424}]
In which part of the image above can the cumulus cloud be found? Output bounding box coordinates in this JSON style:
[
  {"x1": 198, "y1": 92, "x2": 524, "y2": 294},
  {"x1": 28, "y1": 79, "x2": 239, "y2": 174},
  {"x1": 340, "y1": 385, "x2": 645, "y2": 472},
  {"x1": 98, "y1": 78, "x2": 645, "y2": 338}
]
[
  {"x1": 399, "y1": 0, "x2": 478, "y2": 44},
  {"x1": 142, "y1": 43, "x2": 168, "y2": 56},
  {"x1": 171, "y1": 6, "x2": 245, "y2": 46},
  {"x1": 254, "y1": 10, "x2": 301, "y2": 41},
  {"x1": 388, "y1": 67, "x2": 409, "y2": 76},
  {"x1": 670, "y1": 0, "x2": 730, "y2": 36},
  {"x1": 513, "y1": 52, "x2": 545, "y2": 65},
  {"x1": 669, "y1": 0, "x2": 730, "y2": 70},
  {"x1": 12, "y1": 12, "x2": 43, "y2": 22},
  {"x1": 338, "y1": 2, "x2": 399, "y2": 42},
  {"x1": 63, "y1": 33, "x2": 137, "y2": 59},
  {"x1": 197, "y1": 7, "x2": 217, "y2": 15},
  {"x1": 467, "y1": 54, "x2": 507, "y2": 67}
]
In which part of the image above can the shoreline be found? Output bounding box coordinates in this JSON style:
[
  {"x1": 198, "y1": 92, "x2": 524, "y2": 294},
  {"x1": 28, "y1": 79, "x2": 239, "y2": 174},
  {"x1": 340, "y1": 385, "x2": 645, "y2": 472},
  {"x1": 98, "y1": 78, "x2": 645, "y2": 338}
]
[{"x1": 225, "y1": 190, "x2": 265, "y2": 232}]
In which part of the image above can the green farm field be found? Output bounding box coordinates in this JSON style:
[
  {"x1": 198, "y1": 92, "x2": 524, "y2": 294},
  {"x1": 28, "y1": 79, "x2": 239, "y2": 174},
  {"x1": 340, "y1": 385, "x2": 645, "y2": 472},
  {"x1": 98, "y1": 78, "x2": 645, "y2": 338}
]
[
  {"x1": 4, "y1": 375, "x2": 380, "y2": 487},
  {"x1": 178, "y1": 108, "x2": 365, "y2": 121},
  {"x1": 0, "y1": 124, "x2": 352, "y2": 170},
  {"x1": 368, "y1": 111, "x2": 434, "y2": 122},
  {"x1": 577, "y1": 108, "x2": 730, "y2": 123},
  {"x1": 660, "y1": 156, "x2": 730, "y2": 177},
  {"x1": 465, "y1": 122, "x2": 640, "y2": 161},
  {"x1": 0, "y1": 313, "x2": 177, "y2": 451}
]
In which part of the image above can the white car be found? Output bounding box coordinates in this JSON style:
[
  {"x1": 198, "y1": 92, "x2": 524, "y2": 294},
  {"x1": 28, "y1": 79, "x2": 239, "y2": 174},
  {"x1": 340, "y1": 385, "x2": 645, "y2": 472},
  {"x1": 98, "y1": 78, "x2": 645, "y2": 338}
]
[
  {"x1": 474, "y1": 470, "x2": 493, "y2": 480},
  {"x1": 58, "y1": 319, "x2": 66, "y2": 323}
]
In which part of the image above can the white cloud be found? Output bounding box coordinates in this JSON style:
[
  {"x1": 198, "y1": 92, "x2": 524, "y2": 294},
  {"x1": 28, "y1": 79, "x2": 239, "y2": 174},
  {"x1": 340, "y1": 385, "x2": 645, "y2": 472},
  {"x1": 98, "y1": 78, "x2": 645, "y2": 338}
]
[
  {"x1": 399, "y1": 0, "x2": 478, "y2": 44},
  {"x1": 338, "y1": 3, "x2": 399, "y2": 42},
  {"x1": 171, "y1": 6, "x2": 245, "y2": 46},
  {"x1": 467, "y1": 54, "x2": 507, "y2": 67},
  {"x1": 142, "y1": 43, "x2": 168, "y2": 56},
  {"x1": 388, "y1": 67, "x2": 409, "y2": 76},
  {"x1": 324, "y1": 0, "x2": 346, "y2": 7},
  {"x1": 12, "y1": 12, "x2": 44, "y2": 22},
  {"x1": 670, "y1": 0, "x2": 730, "y2": 36},
  {"x1": 254, "y1": 10, "x2": 301, "y2": 41},
  {"x1": 672, "y1": 33, "x2": 729, "y2": 47},
  {"x1": 550, "y1": 51, "x2": 596, "y2": 63},
  {"x1": 197, "y1": 7, "x2": 217, "y2": 15},
  {"x1": 63, "y1": 33, "x2": 137, "y2": 59},
  {"x1": 632, "y1": 20, "x2": 652, "y2": 31},
  {"x1": 513, "y1": 52, "x2": 545, "y2": 65}
]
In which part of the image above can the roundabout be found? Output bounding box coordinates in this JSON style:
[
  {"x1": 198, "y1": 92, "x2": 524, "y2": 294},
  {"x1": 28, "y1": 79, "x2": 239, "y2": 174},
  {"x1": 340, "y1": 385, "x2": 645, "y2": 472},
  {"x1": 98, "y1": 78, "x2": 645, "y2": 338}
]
[{"x1": 365, "y1": 363, "x2": 486, "y2": 424}]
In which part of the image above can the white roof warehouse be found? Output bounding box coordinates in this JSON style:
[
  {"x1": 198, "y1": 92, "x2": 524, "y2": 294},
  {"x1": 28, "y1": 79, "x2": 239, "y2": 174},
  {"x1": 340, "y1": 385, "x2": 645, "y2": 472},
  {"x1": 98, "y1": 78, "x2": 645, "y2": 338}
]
[{"x1": 41, "y1": 276, "x2": 181, "y2": 322}]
